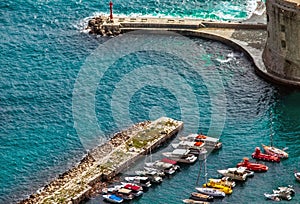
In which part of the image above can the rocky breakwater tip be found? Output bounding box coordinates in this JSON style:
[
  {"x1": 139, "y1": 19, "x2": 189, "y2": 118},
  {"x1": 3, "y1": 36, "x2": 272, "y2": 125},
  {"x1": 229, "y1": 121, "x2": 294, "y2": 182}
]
[
  {"x1": 86, "y1": 16, "x2": 121, "y2": 36},
  {"x1": 18, "y1": 117, "x2": 182, "y2": 204}
]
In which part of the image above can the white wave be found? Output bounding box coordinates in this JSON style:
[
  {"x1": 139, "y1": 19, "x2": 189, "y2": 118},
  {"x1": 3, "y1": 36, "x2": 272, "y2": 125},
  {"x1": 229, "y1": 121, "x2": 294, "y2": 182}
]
[{"x1": 216, "y1": 58, "x2": 233, "y2": 63}]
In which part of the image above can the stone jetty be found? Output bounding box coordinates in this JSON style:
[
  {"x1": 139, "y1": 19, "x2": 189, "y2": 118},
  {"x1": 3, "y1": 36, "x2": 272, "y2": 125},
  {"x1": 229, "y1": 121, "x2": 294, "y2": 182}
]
[{"x1": 18, "y1": 117, "x2": 183, "y2": 204}]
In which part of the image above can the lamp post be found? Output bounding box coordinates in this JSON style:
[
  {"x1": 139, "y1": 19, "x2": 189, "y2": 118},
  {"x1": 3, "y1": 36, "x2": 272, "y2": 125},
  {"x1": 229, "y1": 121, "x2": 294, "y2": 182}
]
[{"x1": 109, "y1": 1, "x2": 113, "y2": 22}]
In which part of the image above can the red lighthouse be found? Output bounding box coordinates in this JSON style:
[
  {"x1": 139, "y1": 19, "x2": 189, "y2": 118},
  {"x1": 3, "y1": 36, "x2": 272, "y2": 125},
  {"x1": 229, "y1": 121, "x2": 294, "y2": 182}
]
[{"x1": 109, "y1": 1, "x2": 113, "y2": 21}]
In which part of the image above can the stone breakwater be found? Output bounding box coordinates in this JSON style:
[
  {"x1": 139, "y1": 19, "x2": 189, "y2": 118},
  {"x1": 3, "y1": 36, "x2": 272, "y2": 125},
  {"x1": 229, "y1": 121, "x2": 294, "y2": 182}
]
[
  {"x1": 18, "y1": 117, "x2": 183, "y2": 204},
  {"x1": 86, "y1": 16, "x2": 121, "y2": 36}
]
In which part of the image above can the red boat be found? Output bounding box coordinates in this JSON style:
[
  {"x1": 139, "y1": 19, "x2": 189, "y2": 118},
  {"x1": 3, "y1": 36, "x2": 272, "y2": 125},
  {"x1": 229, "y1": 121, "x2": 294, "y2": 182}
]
[
  {"x1": 236, "y1": 158, "x2": 268, "y2": 172},
  {"x1": 252, "y1": 147, "x2": 280, "y2": 163}
]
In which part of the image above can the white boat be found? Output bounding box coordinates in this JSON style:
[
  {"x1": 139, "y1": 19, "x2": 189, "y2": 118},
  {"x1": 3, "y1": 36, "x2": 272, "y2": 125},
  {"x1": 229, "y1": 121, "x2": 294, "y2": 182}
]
[
  {"x1": 145, "y1": 160, "x2": 179, "y2": 175},
  {"x1": 142, "y1": 167, "x2": 166, "y2": 177},
  {"x1": 262, "y1": 144, "x2": 288, "y2": 159},
  {"x1": 180, "y1": 134, "x2": 222, "y2": 150},
  {"x1": 162, "y1": 149, "x2": 198, "y2": 164},
  {"x1": 172, "y1": 141, "x2": 205, "y2": 150},
  {"x1": 264, "y1": 193, "x2": 281, "y2": 201},
  {"x1": 195, "y1": 187, "x2": 225, "y2": 198},
  {"x1": 103, "y1": 194, "x2": 124, "y2": 203},
  {"x1": 124, "y1": 176, "x2": 152, "y2": 188},
  {"x1": 217, "y1": 167, "x2": 248, "y2": 181},
  {"x1": 294, "y1": 171, "x2": 300, "y2": 182},
  {"x1": 182, "y1": 198, "x2": 210, "y2": 203}
]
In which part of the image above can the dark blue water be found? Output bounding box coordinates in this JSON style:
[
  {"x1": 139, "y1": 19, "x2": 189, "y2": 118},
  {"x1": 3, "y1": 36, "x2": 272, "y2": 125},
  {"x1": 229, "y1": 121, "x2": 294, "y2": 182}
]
[{"x1": 1, "y1": 0, "x2": 300, "y2": 203}]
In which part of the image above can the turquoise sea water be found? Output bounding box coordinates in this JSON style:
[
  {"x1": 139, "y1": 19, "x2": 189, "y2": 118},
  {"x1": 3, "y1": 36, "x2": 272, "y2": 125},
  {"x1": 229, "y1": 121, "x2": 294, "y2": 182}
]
[{"x1": 1, "y1": 0, "x2": 300, "y2": 204}]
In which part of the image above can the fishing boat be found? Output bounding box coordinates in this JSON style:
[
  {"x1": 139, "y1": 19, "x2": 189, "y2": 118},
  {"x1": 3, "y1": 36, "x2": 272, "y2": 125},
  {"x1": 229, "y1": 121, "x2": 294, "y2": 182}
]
[
  {"x1": 202, "y1": 181, "x2": 233, "y2": 195},
  {"x1": 124, "y1": 176, "x2": 152, "y2": 188},
  {"x1": 262, "y1": 144, "x2": 288, "y2": 159},
  {"x1": 236, "y1": 157, "x2": 268, "y2": 172},
  {"x1": 217, "y1": 167, "x2": 248, "y2": 181},
  {"x1": 103, "y1": 194, "x2": 124, "y2": 203},
  {"x1": 208, "y1": 177, "x2": 236, "y2": 188},
  {"x1": 195, "y1": 187, "x2": 226, "y2": 198},
  {"x1": 182, "y1": 198, "x2": 210, "y2": 204},
  {"x1": 251, "y1": 147, "x2": 280, "y2": 162},
  {"x1": 162, "y1": 149, "x2": 198, "y2": 164},
  {"x1": 294, "y1": 171, "x2": 300, "y2": 182},
  {"x1": 190, "y1": 192, "x2": 214, "y2": 202}
]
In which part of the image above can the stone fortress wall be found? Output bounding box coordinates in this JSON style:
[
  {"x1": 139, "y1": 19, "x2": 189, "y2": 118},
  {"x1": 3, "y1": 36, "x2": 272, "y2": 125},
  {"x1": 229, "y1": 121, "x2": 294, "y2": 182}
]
[{"x1": 263, "y1": 0, "x2": 300, "y2": 81}]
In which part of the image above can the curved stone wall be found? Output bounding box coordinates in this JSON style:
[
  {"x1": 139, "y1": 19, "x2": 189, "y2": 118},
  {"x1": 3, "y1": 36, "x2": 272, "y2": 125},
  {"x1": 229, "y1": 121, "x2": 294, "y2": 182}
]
[{"x1": 263, "y1": 0, "x2": 300, "y2": 81}]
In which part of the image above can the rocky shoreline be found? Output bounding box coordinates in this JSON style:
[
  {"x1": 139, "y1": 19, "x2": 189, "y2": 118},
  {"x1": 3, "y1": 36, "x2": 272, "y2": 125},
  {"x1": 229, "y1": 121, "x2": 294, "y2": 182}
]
[{"x1": 86, "y1": 16, "x2": 121, "y2": 36}]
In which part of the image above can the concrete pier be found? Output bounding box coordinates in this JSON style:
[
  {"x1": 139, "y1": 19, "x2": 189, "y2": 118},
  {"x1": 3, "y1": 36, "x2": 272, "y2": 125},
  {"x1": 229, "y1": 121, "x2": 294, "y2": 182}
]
[
  {"x1": 86, "y1": 5, "x2": 300, "y2": 87},
  {"x1": 19, "y1": 117, "x2": 183, "y2": 204}
]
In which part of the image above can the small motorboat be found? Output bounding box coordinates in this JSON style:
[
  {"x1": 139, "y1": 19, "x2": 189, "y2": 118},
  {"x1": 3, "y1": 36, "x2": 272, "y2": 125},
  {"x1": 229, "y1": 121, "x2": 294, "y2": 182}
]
[
  {"x1": 236, "y1": 157, "x2": 268, "y2": 172},
  {"x1": 264, "y1": 193, "x2": 281, "y2": 201},
  {"x1": 203, "y1": 181, "x2": 233, "y2": 195},
  {"x1": 243, "y1": 168, "x2": 255, "y2": 178},
  {"x1": 103, "y1": 194, "x2": 124, "y2": 203},
  {"x1": 294, "y1": 171, "x2": 300, "y2": 182},
  {"x1": 208, "y1": 177, "x2": 236, "y2": 188},
  {"x1": 162, "y1": 149, "x2": 198, "y2": 164},
  {"x1": 190, "y1": 192, "x2": 214, "y2": 202},
  {"x1": 180, "y1": 134, "x2": 222, "y2": 150},
  {"x1": 275, "y1": 185, "x2": 295, "y2": 196},
  {"x1": 121, "y1": 183, "x2": 143, "y2": 192},
  {"x1": 124, "y1": 176, "x2": 152, "y2": 188},
  {"x1": 217, "y1": 167, "x2": 248, "y2": 181},
  {"x1": 182, "y1": 198, "x2": 210, "y2": 204},
  {"x1": 252, "y1": 147, "x2": 280, "y2": 162},
  {"x1": 145, "y1": 159, "x2": 180, "y2": 175},
  {"x1": 265, "y1": 185, "x2": 295, "y2": 201},
  {"x1": 195, "y1": 187, "x2": 225, "y2": 198},
  {"x1": 171, "y1": 141, "x2": 205, "y2": 150},
  {"x1": 262, "y1": 144, "x2": 288, "y2": 159},
  {"x1": 141, "y1": 167, "x2": 166, "y2": 177}
]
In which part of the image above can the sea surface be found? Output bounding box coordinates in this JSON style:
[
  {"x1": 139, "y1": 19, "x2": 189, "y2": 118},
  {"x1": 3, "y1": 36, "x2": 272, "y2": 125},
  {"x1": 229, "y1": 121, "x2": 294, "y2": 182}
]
[{"x1": 1, "y1": 0, "x2": 300, "y2": 204}]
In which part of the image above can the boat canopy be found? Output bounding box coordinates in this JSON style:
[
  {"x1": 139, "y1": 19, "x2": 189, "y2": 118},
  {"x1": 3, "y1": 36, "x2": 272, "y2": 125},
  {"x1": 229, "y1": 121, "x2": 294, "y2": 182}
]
[
  {"x1": 118, "y1": 188, "x2": 132, "y2": 194},
  {"x1": 171, "y1": 148, "x2": 190, "y2": 155}
]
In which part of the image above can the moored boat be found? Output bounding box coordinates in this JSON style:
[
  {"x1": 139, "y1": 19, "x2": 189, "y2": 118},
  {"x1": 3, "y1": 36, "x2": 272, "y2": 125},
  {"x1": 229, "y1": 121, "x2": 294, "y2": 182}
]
[
  {"x1": 262, "y1": 144, "x2": 288, "y2": 159},
  {"x1": 162, "y1": 149, "x2": 198, "y2": 164},
  {"x1": 208, "y1": 177, "x2": 236, "y2": 188},
  {"x1": 252, "y1": 147, "x2": 280, "y2": 162},
  {"x1": 145, "y1": 160, "x2": 179, "y2": 175},
  {"x1": 195, "y1": 187, "x2": 226, "y2": 198},
  {"x1": 103, "y1": 194, "x2": 124, "y2": 203},
  {"x1": 264, "y1": 193, "x2": 281, "y2": 201},
  {"x1": 190, "y1": 192, "x2": 214, "y2": 202},
  {"x1": 180, "y1": 134, "x2": 222, "y2": 150},
  {"x1": 217, "y1": 167, "x2": 248, "y2": 181},
  {"x1": 294, "y1": 171, "x2": 300, "y2": 182},
  {"x1": 182, "y1": 198, "x2": 210, "y2": 204},
  {"x1": 236, "y1": 157, "x2": 268, "y2": 172},
  {"x1": 171, "y1": 141, "x2": 205, "y2": 150},
  {"x1": 124, "y1": 176, "x2": 152, "y2": 188},
  {"x1": 202, "y1": 181, "x2": 233, "y2": 195}
]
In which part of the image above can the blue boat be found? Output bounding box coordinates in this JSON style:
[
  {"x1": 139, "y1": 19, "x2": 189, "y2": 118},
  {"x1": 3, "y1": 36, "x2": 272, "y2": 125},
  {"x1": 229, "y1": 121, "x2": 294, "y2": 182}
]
[{"x1": 103, "y1": 194, "x2": 124, "y2": 203}]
